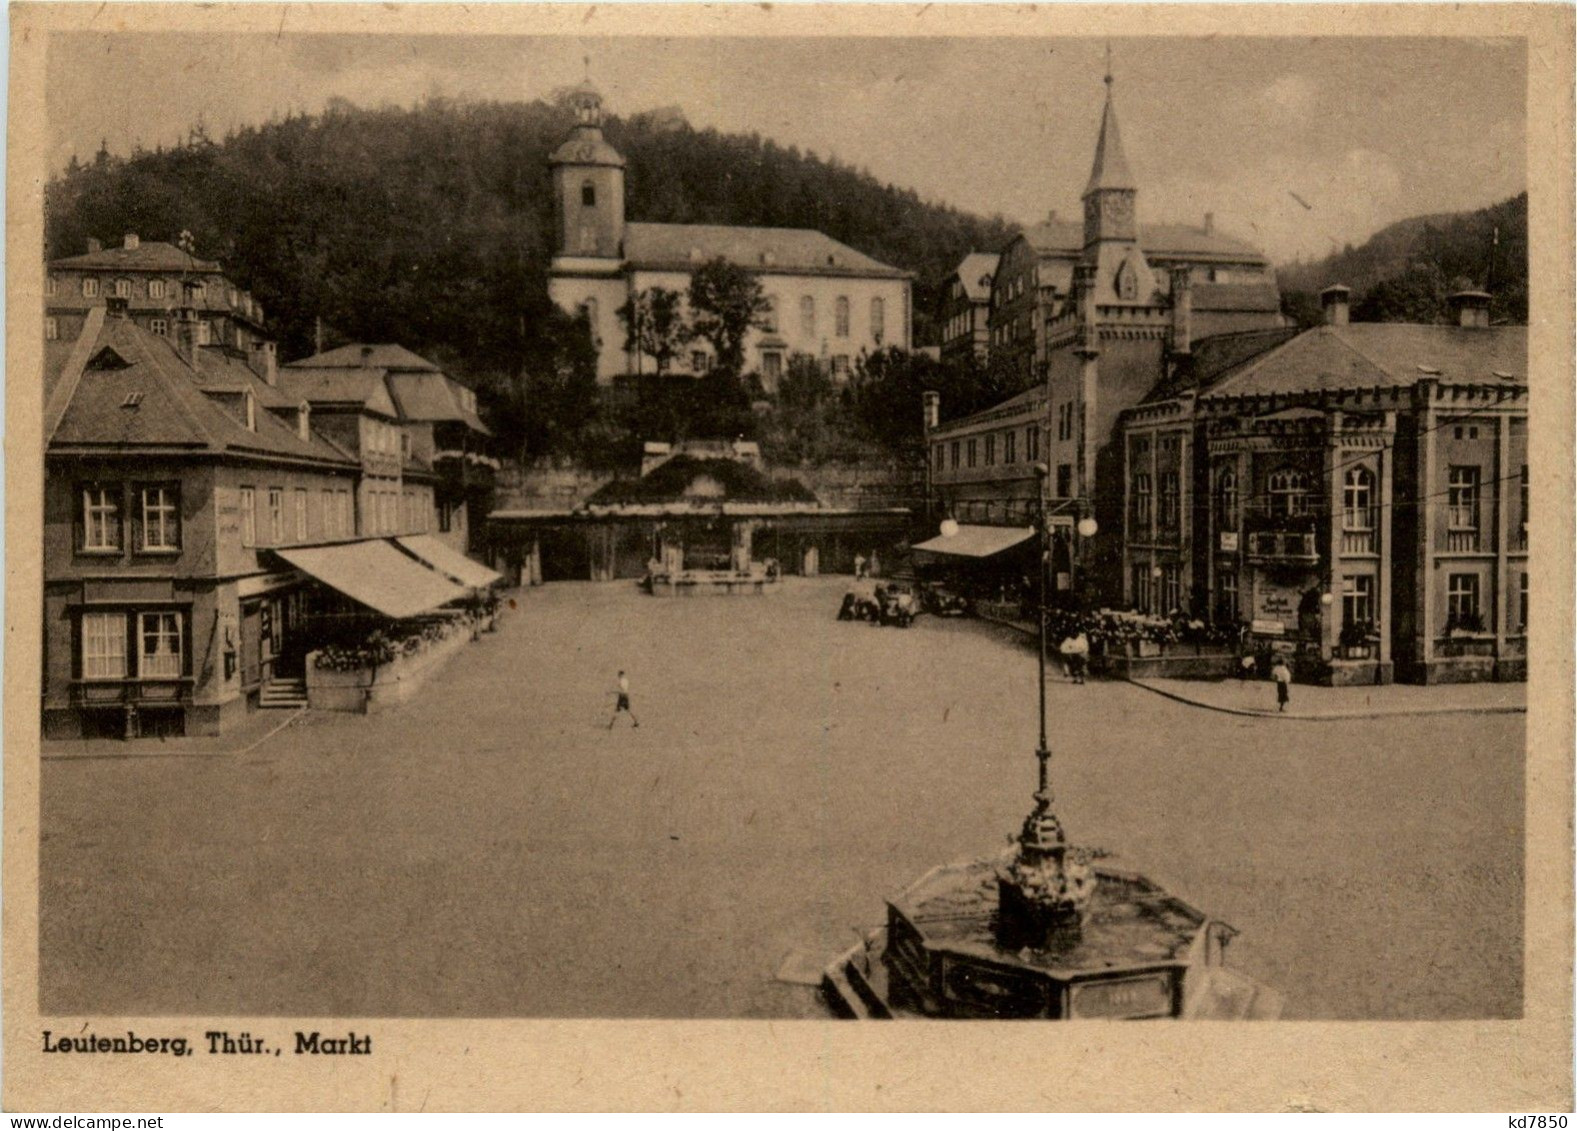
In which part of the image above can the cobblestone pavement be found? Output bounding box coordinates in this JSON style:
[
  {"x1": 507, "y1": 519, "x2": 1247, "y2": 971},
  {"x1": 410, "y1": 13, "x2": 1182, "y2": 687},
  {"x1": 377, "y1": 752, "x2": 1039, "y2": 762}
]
[{"x1": 41, "y1": 578, "x2": 1523, "y2": 1019}]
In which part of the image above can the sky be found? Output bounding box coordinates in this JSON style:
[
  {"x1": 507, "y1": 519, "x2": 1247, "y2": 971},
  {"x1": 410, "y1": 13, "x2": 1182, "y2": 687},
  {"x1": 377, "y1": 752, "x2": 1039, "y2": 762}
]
[{"x1": 45, "y1": 33, "x2": 1526, "y2": 264}]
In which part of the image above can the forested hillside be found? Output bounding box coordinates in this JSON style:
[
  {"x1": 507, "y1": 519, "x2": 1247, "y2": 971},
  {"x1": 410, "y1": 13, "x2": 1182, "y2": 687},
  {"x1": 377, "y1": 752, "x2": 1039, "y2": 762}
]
[
  {"x1": 1278, "y1": 193, "x2": 1526, "y2": 327},
  {"x1": 45, "y1": 95, "x2": 1016, "y2": 382}
]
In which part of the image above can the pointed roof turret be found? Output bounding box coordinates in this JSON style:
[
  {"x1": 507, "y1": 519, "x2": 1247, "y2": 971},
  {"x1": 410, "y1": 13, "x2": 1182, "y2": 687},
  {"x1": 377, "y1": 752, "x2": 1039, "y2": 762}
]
[{"x1": 1083, "y1": 65, "x2": 1136, "y2": 196}]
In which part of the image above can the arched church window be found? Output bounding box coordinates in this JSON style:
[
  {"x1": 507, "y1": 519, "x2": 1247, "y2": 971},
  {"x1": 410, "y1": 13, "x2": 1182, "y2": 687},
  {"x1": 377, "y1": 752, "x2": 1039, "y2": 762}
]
[{"x1": 581, "y1": 180, "x2": 596, "y2": 207}]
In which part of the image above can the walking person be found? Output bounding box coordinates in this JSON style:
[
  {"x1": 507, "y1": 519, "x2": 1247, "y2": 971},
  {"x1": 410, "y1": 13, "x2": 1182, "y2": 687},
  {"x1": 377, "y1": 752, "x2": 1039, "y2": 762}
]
[
  {"x1": 607, "y1": 669, "x2": 640, "y2": 729},
  {"x1": 854, "y1": 553, "x2": 867, "y2": 580},
  {"x1": 1067, "y1": 630, "x2": 1090, "y2": 685},
  {"x1": 1270, "y1": 655, "x2": 1292, "y2": 713}
]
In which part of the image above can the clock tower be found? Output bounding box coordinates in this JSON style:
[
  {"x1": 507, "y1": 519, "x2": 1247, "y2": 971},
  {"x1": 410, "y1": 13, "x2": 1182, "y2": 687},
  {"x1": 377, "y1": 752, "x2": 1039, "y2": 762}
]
[
  {"x1": 1081, "y1": 69, "x2": 1138, "y2": 248},
  {"x1": 549, "y1": 80, "x2": 626, "y2": 261}
]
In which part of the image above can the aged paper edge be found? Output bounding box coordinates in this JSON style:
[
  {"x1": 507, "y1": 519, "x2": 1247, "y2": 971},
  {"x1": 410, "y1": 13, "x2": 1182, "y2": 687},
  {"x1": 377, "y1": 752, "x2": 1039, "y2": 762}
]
[{"x1": 5, "y1": 2, "x2": 1573, "y2": 1113}]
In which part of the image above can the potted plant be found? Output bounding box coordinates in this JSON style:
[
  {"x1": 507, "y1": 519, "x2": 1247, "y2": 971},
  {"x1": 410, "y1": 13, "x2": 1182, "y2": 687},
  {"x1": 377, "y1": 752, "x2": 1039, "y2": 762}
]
[{"x1": 1338, "y1": 619, "x2": 1377, "y2": 659}]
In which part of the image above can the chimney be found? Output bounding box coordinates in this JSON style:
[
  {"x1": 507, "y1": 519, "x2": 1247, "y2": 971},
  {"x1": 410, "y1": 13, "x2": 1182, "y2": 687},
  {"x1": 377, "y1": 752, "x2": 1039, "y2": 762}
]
[
  {"x1": 175, "y1": 307, "x2": 201, "y2": 368},
  {"x1": 247, "y1": 340, "x2": 278, "y2": 386},
  {"x1": 1203, "y1": 212, "x2": 1215, "y2": 235},
  {"x1": 922, "y1": 390, "x2": 940, "y2": 432},
  {"x1": 105, "y1": 295, "x2": 130, "y2": 319},
  {"x1": 360, "y1": 345, "x2": 374, "y2": 368},
  {"x1": 86, "y1": 238, "x2": 102, "y2": 254},
  {"x1": 1447, "y1": 290, "x2": 1492, "y2": 329},
  {"x1": 123, "y1": 233, "x2": 140, "y2": 251},
  {"x1": 1169, "y1": 266, "x2": 1193, "y2": 355},
  {"x1": 1320, "y1": 284, "x2": 1351, "y2": 327}
]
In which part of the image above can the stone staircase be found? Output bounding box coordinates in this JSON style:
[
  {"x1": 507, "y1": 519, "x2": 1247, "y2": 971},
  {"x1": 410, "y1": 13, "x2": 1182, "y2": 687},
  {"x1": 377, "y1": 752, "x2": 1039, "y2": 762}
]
[{"x1": 259, "y1": 676, "x2": 308, "y2": 710}]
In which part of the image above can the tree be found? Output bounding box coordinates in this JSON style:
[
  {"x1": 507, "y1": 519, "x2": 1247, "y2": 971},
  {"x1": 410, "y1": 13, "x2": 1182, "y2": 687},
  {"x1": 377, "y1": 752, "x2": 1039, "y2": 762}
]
[
  {"x1": 686, "y1": 257, "x2": 771, "y2": 380},
  {"x1": 617, "y1": 287, "x2": 690, "y2": 375}
]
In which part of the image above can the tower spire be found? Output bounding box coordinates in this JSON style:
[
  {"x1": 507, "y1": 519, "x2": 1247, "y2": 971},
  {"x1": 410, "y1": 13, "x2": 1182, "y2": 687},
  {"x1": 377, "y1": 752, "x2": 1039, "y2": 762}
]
[{"x1": 1084, "y1": 57, "x2": 1135, "y2": 197}]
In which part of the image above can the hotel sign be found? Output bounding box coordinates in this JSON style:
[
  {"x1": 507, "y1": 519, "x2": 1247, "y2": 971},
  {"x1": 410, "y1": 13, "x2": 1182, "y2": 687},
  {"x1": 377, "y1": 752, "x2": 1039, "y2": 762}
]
[{"x1": 1219, "y1": 531, "x2": 1239, "y2": 552}]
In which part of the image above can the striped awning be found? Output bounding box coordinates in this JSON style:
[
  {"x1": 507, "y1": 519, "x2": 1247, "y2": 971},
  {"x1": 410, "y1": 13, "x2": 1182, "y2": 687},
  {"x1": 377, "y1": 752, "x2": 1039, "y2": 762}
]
[
  {"x1": 394, "y1": 534, "x2": 502, "y2": 589},
  {"x1": 911, "y1": 525, "x2": 1036, "y2": 559},
  {"x1": 274, "y1": 540, "x2": 468, "y2": 619}
]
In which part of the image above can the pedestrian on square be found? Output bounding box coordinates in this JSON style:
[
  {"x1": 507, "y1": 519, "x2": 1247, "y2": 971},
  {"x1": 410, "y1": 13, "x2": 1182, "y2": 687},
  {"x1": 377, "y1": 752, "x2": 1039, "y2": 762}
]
[
  {"x1": 854, "y1": 553, "x2": 866, "y2": 580},
  {"x1": 1238, "y1": 652, "x2": 1256, "y2": 681},
  {"x1": 1066, "y1": 630, "x2": 1090, "y2": 684},
  {"x1": 1270, "y1": 656, "x2": 1292, "y2": 712},
  {"x1": 608, "y1": 670, "x2": 640, "y2": 729}
]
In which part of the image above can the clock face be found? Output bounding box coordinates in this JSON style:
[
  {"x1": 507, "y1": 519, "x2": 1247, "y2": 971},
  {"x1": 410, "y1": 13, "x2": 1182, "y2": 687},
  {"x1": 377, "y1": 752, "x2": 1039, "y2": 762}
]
[{"x1": 1102, "y1": 193, "x2": 1135, "y2": 230}]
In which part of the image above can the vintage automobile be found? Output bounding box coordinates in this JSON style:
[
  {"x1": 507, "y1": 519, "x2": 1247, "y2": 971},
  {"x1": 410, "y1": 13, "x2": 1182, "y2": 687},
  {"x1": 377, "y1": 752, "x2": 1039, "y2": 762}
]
[
  {"x1": 877, "y1": 585, "x2": 917, "y2": 628},
  {"x1": 919, "y1": 583, "x2": 971, "y2": 617}
]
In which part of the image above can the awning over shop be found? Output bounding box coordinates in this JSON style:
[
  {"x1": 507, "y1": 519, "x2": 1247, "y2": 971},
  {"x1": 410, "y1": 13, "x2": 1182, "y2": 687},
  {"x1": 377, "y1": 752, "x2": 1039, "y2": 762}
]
[
  {"x1": 394, "y1": 534, "x2": 502, "y2": 589},
  {"x1": 911, "y1": 525, "x2": 1036, "y2": 559},
  {"x1": 274, "y1": 540, "x2": 469, "y2": 619}
]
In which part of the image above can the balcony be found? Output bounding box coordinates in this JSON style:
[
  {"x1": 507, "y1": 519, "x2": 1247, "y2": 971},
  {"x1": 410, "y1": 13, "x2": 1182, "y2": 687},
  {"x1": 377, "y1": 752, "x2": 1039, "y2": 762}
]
[{"x1": 1246, "y1": 530, "x2": 1318, "y2": 564}]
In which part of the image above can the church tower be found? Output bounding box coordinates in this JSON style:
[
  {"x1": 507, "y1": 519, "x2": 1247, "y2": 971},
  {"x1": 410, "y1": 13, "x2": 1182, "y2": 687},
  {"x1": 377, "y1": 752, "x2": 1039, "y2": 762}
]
[
  {"x1": 1079, "y1": 63, "x2": 1152, "y2": 307},
  {"x1": 548, "y1": 79, "x2": 626, "y2": 261}
]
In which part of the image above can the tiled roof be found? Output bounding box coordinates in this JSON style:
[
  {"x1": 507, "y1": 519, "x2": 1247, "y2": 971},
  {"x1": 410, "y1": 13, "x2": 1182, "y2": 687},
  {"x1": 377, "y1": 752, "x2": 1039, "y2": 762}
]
[
  {"x1": 276, "y1": 367, "x2": 400, "y2": 416},
  {"x1": 585, "y1": 455, "x2": 818, "y2": 506},
  {"x1": 1138, "y1": 326, "x2": 1301, "y2": 406},
  {"x1": 951, "y1": 253, "x2": 1000, "y2": 302},
  {"x1": 194, "y1": 347, "x2": 298, "y2": 409},
  {"x1": 1191, "y1": 282, "x2": 1283, "y2": 313},
  {"x1": 1201, "y1": 324, "x2": 1527, "y2": 400},
  {"x1": 385, "y1": 371, "x2": 492, "y2": 435},
  {"x1": 288, "y1": 343, "x2": 440, "y2": 371},
  {"x1": 1020, "y1": 219, "x2": 1268, "y2": 264},
  {"x1": 50, "y1": 240, "x2": 221, "y2": 273},
  {"x1": 624, "y1": 223, "x2": 910, "y2": 279},
  {"x1": 47, "y1": 316, "x2": 357, "y2": 467}
]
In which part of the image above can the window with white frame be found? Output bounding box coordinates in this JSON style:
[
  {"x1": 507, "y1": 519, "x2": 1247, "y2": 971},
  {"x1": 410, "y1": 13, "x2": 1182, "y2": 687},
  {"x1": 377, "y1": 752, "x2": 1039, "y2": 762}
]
[
  {"x1": 81, "y1": 612, "x2": 127, "y2": 679},
  {"x1": 45, "y1": 275, "x2": 57, "y2": 297},
  {"x1": 197, "y1": 321, "x2": 213, "y2": 346},
  {"x1": 82, "y1": 277, "x2": 100, "y2": 298},
  {"x1": 1447, "y1": 573, "x2": 1480, "y2": 623},
  {"x1": 113, "y1": 278, "x2": 131, "y2": 298},
  {"x1": 1131, "y1": 472, "x2": 1152, "y2": 527},
  {"x1": 950, "y1": 441, "x2": 960, "y2": 470},
  {"x1": 321, "y1": 489, "x2": 335, "y2": 537},
  {"x1": 82, "y1": 485, "x2": 121, "y2": 551},
  {"x1": 1027, "y1": 425, "x2": 1040, "y2": 462},
  {"x1": 294, "y1": 488, "x2": 308, "y2": 541},
  {"x1": 1518, "y1": 571, "x2": 1528, "y2": 631},
  {"x1": 1268, "y1": 467, "x2": 1311, "y2": 516},
  {"x1": 45, "y1": 317, "x2": 59, "y2": 341},
  {"x1": 1216, "y1": 569, "x2": 1239, "y2": 623},
  {"x1": 966, "y1": 439, "x2": 977, "y2": 469},
  {"x1": 1447, "y1": 466, "x2": 1480, "y2": 529},
  {"x1": 870, "y1": 297, "x2": 885, "y2": 344},
  {"x1": 149, "y1": 279, "x2": 167, "y2": 299},
  {"x1": 1159, "y1": 564, "x2": 1181, "y2": 612},
  {"x1": 799, "y1": 295, "x2": 815, "y2": 337},
  {"x1": 1342, "y1": 574, "x2": 1374, "y2": 627},
  {"x1": 239, "y1": 487, "x2": 256, "y2": 548},
  {"x1": 267, "y1": 488, "x2": 284, "y2": 544},
  {"x1": 835, "y1": 296, "x2": 850, "y2": 338},
  {"x1": 138, "y1": 611, "x2": 182, "y2": 678},
  {"x1": 1343, "y1": 467, "x2": 1375, "y2": 529},
  {"x1": 1004, "y1": 430, "x2": 1017, "y2": 465},
  {"x1": 984, "y1": 434, "x2": 996, "y2": 466},
  {"x1": 139, "y1": 485, "x2": 180, "y2": 550}
]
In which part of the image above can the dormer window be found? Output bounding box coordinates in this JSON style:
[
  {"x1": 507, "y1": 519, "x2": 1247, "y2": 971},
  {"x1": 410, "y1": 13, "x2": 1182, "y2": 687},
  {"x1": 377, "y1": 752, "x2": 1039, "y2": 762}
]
[
  {"x1": 82, "y1": 278, "x2": 100, "y2": 298},
  {"x1": 149, "y1": 279, "x2": 167, "y2": 299},
  {"x1": 113, "y1": 278, "x2": 132, "y2": 298}
]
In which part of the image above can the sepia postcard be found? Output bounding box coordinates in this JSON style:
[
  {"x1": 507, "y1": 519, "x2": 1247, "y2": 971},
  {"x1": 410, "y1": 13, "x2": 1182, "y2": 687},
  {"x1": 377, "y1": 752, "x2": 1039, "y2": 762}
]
[{"x1": 4, "y1": 1, "x2": 1573, "y2": 1113}]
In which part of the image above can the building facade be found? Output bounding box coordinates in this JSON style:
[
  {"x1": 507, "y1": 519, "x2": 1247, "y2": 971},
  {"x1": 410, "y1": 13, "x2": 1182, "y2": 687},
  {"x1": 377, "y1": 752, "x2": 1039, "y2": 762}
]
[
  {"x1": 47, "y1": 234, "x2": 272, "y2": 361},
  {"x1": 1119, "y1": 287, "x2": 1527, "y2": 685},
  {"x1": 282, "y1": 343, "x2": 496, "y2": 558},
  {"x1": 929, "y1": 69, "x2": 1287, "y2": 603},
  {"x1": 546, "y1": 81, "x2": 912, "y2": 388},
  {"x1": 937, "y1": 252, "x2": 998, "y2": 366}
]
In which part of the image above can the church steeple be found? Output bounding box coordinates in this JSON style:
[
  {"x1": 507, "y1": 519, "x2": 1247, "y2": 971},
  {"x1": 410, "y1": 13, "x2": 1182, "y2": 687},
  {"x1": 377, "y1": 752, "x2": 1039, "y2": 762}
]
[
  {"x1": 1082, "y1": 57, "x2": 1138, "y2": 247},
  {"x1": 548, "y1": 71, "x2": 626, "y2": 260}
]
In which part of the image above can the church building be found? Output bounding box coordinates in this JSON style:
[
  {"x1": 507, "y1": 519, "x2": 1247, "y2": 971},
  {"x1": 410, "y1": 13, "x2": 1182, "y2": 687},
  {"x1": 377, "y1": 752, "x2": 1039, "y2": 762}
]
[
  {"x1": 927, "y1": 67, "x2": 1288, "y2": 604},
  {"x1": 546, "y1": 82, "x2": 913, "y2": 390}
]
